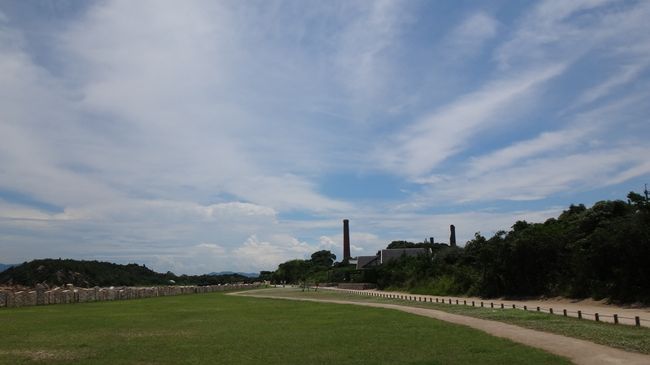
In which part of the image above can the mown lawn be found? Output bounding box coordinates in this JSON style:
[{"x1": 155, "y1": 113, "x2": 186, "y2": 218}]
[
  {"x1": 253, "y1": 287, "x2": 650, "y2": 354},
  {"x1": 0, "y1": 292, "x2": 569, "y2": 364}
]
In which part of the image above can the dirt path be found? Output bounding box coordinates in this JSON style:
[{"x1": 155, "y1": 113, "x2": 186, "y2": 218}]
[
  {"x1": 235, "y1": 291, "x2": 650, "y2": 365},
  {"x1": 326, "y1": 287, "x2": 650, "y2": 327}
]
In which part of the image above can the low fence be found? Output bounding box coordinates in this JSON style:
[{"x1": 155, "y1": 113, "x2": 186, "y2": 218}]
[
  {"x1": 0, "y1": 283, "x2": 259, "y2": 309},
  {"x1": 322, "y1": 288, "x2": 649, "y2": 328}
]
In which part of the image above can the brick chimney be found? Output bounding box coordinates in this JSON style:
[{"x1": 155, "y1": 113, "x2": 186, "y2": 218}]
[
  {"x1": 450, "y1": 224, "x2": 456, "y2": 247},
  {"x1": 343, "y1": 219, "x2": 350, "y2": 261}
]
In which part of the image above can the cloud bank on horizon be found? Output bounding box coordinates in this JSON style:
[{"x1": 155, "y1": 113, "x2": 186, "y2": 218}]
[{"x1": 1, "y1": 0, "x2": 649, "y2": 274}]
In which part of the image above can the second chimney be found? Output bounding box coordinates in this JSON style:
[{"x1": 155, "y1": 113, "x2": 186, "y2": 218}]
[
  {"x1": 343, "y1": 219, "x2": 351, "y2": 261},
  {"x1": 450, "y1": 224, "x2": 457, "y2": 247}
]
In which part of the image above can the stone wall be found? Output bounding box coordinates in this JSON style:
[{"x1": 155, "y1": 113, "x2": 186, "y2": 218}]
[{"x1": 0, "y1": 284, "x2": 258, "y2": 309}]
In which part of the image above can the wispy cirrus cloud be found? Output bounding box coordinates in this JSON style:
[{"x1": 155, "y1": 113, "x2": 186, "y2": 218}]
[
  {"x1": 1, "y1": 0, "x2": 649, "y2": 274},
  {"x1": 442, "y1": 12, "x2": 499, "y2": 60},
  {"x1": 378, "y1": 0, "x2": 650, "y2": 205},
  {"x1": 379, "y1": 64, "x2": 566, "y2": 177},
  {"x1": 573, "y1": 62, "x2": 649, "y2": 108}
]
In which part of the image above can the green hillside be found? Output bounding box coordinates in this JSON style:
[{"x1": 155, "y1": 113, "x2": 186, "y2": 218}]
[{"x1": 0, "y1": 259, "x2": 252, "y2": 287}]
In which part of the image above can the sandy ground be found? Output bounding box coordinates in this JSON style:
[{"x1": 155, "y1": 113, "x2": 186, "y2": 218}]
[
  {"x1": 237, "y1": 290, "x2": 650, "y2": 365},
  {"x1": 323, "y1": 287, "x2": 650, "y2": 327}
]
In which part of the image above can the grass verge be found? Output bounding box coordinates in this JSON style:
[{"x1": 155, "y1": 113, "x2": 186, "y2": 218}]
[
  {"x1": 0, "y1": 291, "x2": 570, "y2": 365},
  {"x1": 248, "y1": 287, "x2": 650, "y2": 354}
]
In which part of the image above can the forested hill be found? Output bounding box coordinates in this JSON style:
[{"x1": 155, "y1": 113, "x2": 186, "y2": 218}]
[
  {"x1": 0, "y1": 259, "x2": 253, "y2": 287},
  {"x1": 372, "y1": 191, "x2": 650, "y2": 303},
  {"x1": 266, "y1": 191, "x2": 650, "y2": 304}
]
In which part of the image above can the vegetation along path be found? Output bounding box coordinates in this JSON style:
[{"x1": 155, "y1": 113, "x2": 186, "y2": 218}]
[
  {"x1": 237, "y1": 288, "x2": 650, "y2": 365},
  {"x1": 332, "y1": 288, "x2": 650, "y2": 327}
]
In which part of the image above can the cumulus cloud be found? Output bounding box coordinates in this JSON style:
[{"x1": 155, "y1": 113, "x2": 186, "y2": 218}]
[{"x1": 230, "y1": 235, "x2": 314, "y2": 271}]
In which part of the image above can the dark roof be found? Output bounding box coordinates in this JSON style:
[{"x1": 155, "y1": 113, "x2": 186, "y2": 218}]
[
  {"x1": 356, "y1": 255, "x2": 379, "y2": 269},
  {"x1": 380, "y1": 248, "x2": 430, "y2": 264}
]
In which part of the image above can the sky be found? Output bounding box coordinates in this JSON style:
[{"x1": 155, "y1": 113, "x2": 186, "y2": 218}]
[{"x1": 1, "y1": 0, "x2": 649, "y2": 275}]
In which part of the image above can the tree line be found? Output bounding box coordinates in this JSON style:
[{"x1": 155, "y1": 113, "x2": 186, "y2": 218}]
[
  {"x1": 0, "y1": 258, "x2": 254, "y2": 287},
  {"x1": 267, "y1": 191, "x2": 650, "y2": 303}
]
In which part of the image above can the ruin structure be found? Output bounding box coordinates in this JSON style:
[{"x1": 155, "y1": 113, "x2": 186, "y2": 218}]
[
  {"x1": 450, "y1": 224, "x2": 457, "y2": 247},
  {"x1": 343, "y1": 219, "x2": 351, "y2": 261}
]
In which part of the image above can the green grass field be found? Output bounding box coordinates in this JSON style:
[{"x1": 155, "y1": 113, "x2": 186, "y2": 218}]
[
  {"x1": 252, "y1": 288, "x2": 650, "y2": 354},
  {"x1": 0, "y1": 292, "x2": 570, "y2": 364}
]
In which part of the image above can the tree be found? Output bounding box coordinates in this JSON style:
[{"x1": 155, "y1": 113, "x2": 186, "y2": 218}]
[
  {"x1": 310, "y1": 250, "x2": 336, "y2": 268},
  {"x1": 273, "y1": 260, "x2": 311, "y2": 284}
]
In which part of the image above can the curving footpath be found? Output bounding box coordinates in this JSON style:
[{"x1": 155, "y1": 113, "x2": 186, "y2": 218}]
[{"x1": 235, "y1": 291, "x2": 650, "y2": 365}]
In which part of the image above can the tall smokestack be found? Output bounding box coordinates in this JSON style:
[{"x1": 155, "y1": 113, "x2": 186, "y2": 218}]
[
  {"x1": 450, "y1": 225, "x2": 456, "y2": 247},
  {"x1": 343, "y1": 219, "x2": 350, "y2": 261}
]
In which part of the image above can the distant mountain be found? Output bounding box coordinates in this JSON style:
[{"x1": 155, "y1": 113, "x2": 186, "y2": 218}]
[
  {"x1": 209, "y1": 271, "x2": 259, "y2": 278},
  {"x1": 0, "y1": 263, "x2": 15, "y2": 273},
  {"x1": 0, "y1": 259, "x2": 255, "y2": 287}
]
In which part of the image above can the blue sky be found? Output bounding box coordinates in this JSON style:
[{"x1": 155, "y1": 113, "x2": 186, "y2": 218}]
[{"x1": 1, "y1": 0, "x2": 649, "y2": 274}]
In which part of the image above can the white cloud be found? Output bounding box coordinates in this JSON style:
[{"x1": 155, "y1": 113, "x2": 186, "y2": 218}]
[
  {"x1": 318, "y1": 236, "x2": 338, "y2": 251},
  {"x1": 1, "y1": 1, "x2": 649, "y2": 275},
  {"x1": 317, "y1": 231, "x2": 383, "y2": 258},
  {"x1": 231, "y1": 234, "x2": 313, "y2": 271},
  {"x1": 574, "y1": 62, "x2": 648, "y2": 107},
  {"x1": 0, "y1": 0, "x2": 349, "y2": 215},
  {"x1": 378, "y1": 0, "x2": 650, "y2": 203},
  {"x1": 495, "y1": 0, "x2": 648, "y2": 69},
  {"x1": 458, "y1": 147, "x2": 650, "y2": 202},
  {"x1": 334, "y1": 0, "x2": 411, "y2": 112},
  {"x1": 0, "y1": 200, "x2": 58, "y2": 221},
  {"x1": 380, "y1": 64, "x2": 565, "y2": 177},
  {"x1": 194, "y1": 243, "x2": 227, "y2": 255},
  {"x1": 204, "y1": 202, "x2": 277, "y2": 219},
  {"x1": 443, "y1": 12, "x2": 499, "y2": 59},
  {"x1": 466, "y1": 127, "x2": 592, "y2": 177}
]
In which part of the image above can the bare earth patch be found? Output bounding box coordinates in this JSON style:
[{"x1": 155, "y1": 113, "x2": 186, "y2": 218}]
[
  {"x1": 119, "y1": 329, "x2": 194, "y2": 339},
  {"x1": 0, "y1": 349, "x2": 82, "y2": 362}
]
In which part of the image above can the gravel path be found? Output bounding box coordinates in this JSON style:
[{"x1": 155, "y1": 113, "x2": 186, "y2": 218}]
[{"x1": 237, "y1": 292, "x2": 650, "y2": 365}]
